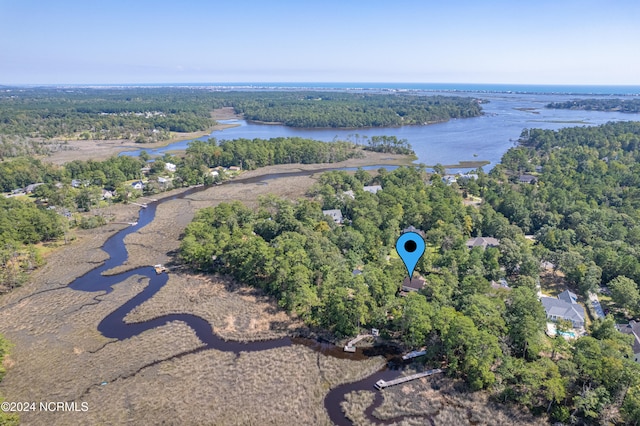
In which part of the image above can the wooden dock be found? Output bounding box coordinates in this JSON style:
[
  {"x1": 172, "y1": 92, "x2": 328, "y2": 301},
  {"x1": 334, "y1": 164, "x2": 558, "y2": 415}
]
[
  {"x1": 343, "y1": 334, "x2": 372, "y2": 352},
  {"x1": 374, "y1": 368, "x2": 444, "y2": 390},
  {"x1": 153, "y1": 264, "x2": 168, "y2": 274}
]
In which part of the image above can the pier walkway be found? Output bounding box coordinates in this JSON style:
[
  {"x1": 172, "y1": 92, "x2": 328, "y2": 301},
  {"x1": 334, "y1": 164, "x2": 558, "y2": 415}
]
[
  {"x1": 375, "y1": 368, "x2": 445, "y2": 390},
  {"x1": 343, "y1": 334, "x2": 373, "y2": 352}
]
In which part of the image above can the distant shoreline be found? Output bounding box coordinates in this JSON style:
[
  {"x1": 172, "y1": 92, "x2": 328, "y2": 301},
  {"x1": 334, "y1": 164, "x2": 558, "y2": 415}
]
[{"x1": 9, "y1": 83, "x2": 640, "y2": 96}]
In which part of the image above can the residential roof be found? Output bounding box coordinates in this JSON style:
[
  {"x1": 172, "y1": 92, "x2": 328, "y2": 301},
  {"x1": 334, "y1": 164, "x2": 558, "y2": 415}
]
[
  {"x1": 465, "y1": 236, "x2": 500, "y2": 249},
  {"x1": 402, "y1": 274, "x2": 426, "y2": 291},
  {"x1": 541, "y1": 296, "x2": 585, "y2": 325},
  {"x1": 558, "y1": 290, "x2": 578, "y2": 305},
  {"x1": 363, "y1": 185, "x2": 382, "y2": 194},
  {"x1": 519, "y1": 174, "x2": 537, "y2": 183},
  {"x1": 322, "y1": 209, "x2": 343, "y2": 223},
  {"x1": 402, "y1": 226, "x2": 426, "y2": 238},
  {"x1": 459, "y1": 173, "x2": 478, "y2": 180},
  {"x1": 491, "y1": 278, "x2": 511, "y2": 290},
  {"x1": 616, "y1": 320, "x2": 640, "y2": 355},
  {"x1": 442, "y1": 175, "x2": 457, "y2": 185},
  {"x1": 25, "y1": 183, "x2": 44, "y2": 192}
]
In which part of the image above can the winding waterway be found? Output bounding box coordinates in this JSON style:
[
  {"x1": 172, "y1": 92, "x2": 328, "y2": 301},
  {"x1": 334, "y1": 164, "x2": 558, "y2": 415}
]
[{"x1": 67, "y1": 173, "x2": 421, "y2": 425}]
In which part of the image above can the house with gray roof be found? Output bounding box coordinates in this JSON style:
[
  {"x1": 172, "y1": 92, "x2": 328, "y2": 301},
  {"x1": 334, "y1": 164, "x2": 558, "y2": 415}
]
[
  {"x1": 518, "y1": 174, "x2": 537, "y2": 184},
  {"x1": 465, "y1": 236, "x2": 500, "y2": 250},
  {"x1": 616, "y1": 320, "x2": 640, "y2": 363},
  {"x1": 322, "y1": 209, "x2": 343, "y2": 224},
  {"x1": 25, "y1": 183, "x2": 44, "y2": 193},
  {"x1": 540, "y1": 290, "x2": 586, "y2": 329},
  {"x1": 558, "y1": 290, "x2": 578, "y2": 304}
]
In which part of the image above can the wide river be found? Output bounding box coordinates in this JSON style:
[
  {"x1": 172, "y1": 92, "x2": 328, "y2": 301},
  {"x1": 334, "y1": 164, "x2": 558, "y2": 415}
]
[{"x1": 122, "y1": 91, "x2": 640, "y2": 171}]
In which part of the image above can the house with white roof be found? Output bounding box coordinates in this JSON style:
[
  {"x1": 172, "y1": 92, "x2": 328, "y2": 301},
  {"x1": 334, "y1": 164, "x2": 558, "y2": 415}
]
[
  {"x1": 363, "y1": 185, "x2": 382, "y2": 194},
  {"x1": 165, "y1": 162, "x2": 177, "y2": 172},
  {"x1": 442, "y1": 175, "x2": 457, "y2": 185}
]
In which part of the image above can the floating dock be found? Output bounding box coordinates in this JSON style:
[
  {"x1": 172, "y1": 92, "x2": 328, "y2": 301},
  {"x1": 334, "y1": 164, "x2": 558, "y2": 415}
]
[{"x1": 374, "y1": 368, "x2": 444, "y2": 390}]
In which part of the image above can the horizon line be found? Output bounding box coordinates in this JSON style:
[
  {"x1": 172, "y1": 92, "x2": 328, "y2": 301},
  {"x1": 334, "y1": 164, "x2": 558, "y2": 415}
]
[{"x1": 4, "y1": 82, "x2": 640, "y2": 86}]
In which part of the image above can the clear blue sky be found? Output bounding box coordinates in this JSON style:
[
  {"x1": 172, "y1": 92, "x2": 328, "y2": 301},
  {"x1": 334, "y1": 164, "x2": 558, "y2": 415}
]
[{"x1": 1, "y1": 0, "x2": 639, "y2": 85}]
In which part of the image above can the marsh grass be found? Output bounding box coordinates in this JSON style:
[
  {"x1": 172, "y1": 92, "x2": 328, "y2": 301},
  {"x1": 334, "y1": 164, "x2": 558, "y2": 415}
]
[
  {"x1": 371, "y1": 376, "x2": 547, "y2": 426},
  {"x1": 125, "y1": 273, "x2": 306, "y2": 342},
  {"x1": 341, "y1": 390, "x2": 376, "y2": 425}
]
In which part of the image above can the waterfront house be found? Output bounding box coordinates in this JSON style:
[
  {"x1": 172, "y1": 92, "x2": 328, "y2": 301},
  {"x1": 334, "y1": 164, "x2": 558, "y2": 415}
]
[
  {"x1": 131, "y1": 181, "x2": 144, "y2": 190},
  {"x1": 401, "y1": 274, "x2": 426, "y2": 293}
]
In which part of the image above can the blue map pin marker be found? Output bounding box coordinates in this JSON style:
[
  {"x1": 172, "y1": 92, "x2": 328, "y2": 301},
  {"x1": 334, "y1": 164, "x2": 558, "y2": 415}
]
[{"x1": 396, "y1": 232, "x2": 425, "y2": 280}]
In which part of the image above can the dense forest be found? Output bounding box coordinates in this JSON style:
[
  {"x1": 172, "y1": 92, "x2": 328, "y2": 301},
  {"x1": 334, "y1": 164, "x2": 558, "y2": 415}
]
[
  {"x1": 183, "y1": 137, "x2": 364, "y2": 171},
  {"x1": 0, "y1": 88, "x2": 482, "y2": 143},
  {"x1": 492, "y1": 122, "x2": 640, "y2": 292},
  {"x1": 547, "y1": 98, "x2": 640, "y2": 114},
  {"x1": 0, "y1": 196, "x2": 63, "y2": 293},
  {"x1": 0, "y1": 88, "x2": 215, "y2": 141},
  {"x1": 179, "y1": 122, "x2": 640, "y2": 424},
  {"x1": 224, "y1": 91, "x2": 483, "y2": 127}
]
